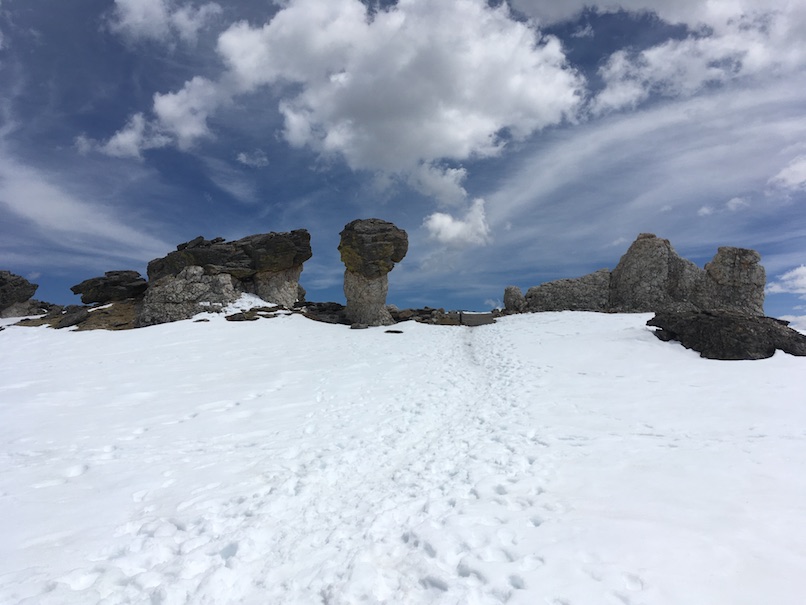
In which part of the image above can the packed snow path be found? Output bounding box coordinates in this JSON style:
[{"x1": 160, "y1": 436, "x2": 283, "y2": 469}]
[{"x1": 1, "y1": 310, "x2": 805, "y2": 604}]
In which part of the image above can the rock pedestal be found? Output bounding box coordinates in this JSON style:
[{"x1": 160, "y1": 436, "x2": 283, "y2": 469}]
[{"x1": 338, "y1": 219, "x2": 408, "y2": 326}]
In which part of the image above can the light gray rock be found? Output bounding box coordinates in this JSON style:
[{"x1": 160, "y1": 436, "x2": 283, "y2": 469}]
[
  {"x1": 525, "y1": 269, "x2": 611, "y2": 312},
  {"x1": 251, "y1": 266, "x2": 303, "y2": 308},
  {"x1": 694, "y1": 247, "x2": 765, "y2": 315},
  {"x1": 137, "y1": 266, "x2": 238, "y2": 327},
  {"x1": 608, "y1": 234, "x2": 701, "y2": 312},
  {"x1": 503, "y1": 286, "x2": 526, "y2": 313},
  {"x1": 343, "y1": 271, "x2": 394, "y2": 326}
]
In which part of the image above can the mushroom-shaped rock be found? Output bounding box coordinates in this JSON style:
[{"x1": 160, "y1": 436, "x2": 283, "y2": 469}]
[
  {"x1": 694, "y1": 247, "x2": 765, "y2": 315},
  {"x1": 339, "y1": 219, "x2": 408, "y2": 326}
]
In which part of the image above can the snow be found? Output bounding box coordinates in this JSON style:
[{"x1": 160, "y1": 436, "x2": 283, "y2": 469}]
[{"x1": 1, "y1": 308, "x2": 805, "y2": 605}]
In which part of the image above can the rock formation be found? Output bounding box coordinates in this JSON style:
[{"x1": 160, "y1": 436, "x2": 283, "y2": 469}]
[
  {"x1": 647, "y1": 311, "x2": 806, "y2": 360},
  {"x1": 526, "y1": 269, "x2": 611, "y2": 312},
  {"x1": 609, "y1": 234, "x2": 702, "y2": 312},
  {"x1": 0, "y1": 271, "x2": 38, "y2": 314},
  {"x1": 70, "y1": 270, "x2": 148, "y2": 304},
  {"x1": 503, "y1": 286, "x2": 526, "y2": 314},
  {"x1": 137, "y1": 266, "x2": 238, "y2": 327},
  {"x1": 692, "y1": 247, "x2": 765, "y2": 315},
  {"x1": 510, "y1": 234, "x2": 767, "y2": 316},
  {"x1": 147, "y1": 230, "x2": 312, "y2": 308},
  {"x1": 338, "y1": 219, "x2": 408, "y2": 326}
]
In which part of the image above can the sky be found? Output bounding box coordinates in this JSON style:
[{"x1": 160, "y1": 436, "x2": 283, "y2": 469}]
[{"x1": 1, "y1": 0, "x2": 805, "y2": 319}]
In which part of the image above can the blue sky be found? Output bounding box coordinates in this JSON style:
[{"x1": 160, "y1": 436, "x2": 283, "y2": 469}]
[{"x1": 1, "y1": 0, "x2": 805, "y2": 323}]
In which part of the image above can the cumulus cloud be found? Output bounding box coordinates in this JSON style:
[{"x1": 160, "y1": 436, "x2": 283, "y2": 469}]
[
  {"x1": 80, "y1": 113, "x2": 171, "y2": 159},
  {"x1": 767, "y1": 265, "x2": 806, "y2": 296},
  {"x1": 214, "y1": 0, "x2": 583, "y2": 178},
  {"x1": 152, "y1": 76, "x2": 223, "y2": 148},
  {"x1": 768, "y1": 156, "x2": 806, "y2": 192},
  {"x1": 424, "y1": 198, "x2": 491, "y2": 247},
  {"x1": 407, "y1": 164, "x2": 468, "y2": 207},
  {"x1": 726, "y1": 197, "x2": 750, "y2": 211},
  {"x1": 109, "y1": 0, "x2": 221, "y2": 44}
]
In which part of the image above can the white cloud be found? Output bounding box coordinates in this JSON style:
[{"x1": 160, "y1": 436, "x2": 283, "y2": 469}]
[
  {"x1": 93, "y1": 113, "x2": 172, "y2": 159},
  {"x1": 767, "y1": 265, "x2": 806, "y2": 296},
  {"x1": 0, "y1": 151, "x2": 169, "y2": 261},
  {"x1": 768, "y1": 155, "x2": 806, "y2": 192},
  {"x1": 697, "y1": 205, "x2": 715, "y2": 217},
  {"x1": 424, "y1": 198, "x2": 491, "y2": 247},
  {"x1": 152, "y1": 76, "x2": 223, "y2": 149},
  {"x1": 216, "y1": 0, "x2": 584, "y2": 173},
  {"x1": 779, "y1": 315, "x2": 806, "y2": 332},
  {"x1": 236, "y1": 149, "x2": 269, "y2": 168},
  {"x1": 726, "y1": 197, "x2": 750, "y2": 211},
  {"x1": 110, "y1": 0, "x2": 221, "y2": 44},
  {"x1": 407, "y1": 164, "x2": 468, "y2": 207}
]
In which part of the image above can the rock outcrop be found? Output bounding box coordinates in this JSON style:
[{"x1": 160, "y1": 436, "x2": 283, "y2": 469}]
[
  {"x1": 648, "y1": 311, "x2": 806, "y2": 360},
  {"x1": 0, "y1": 271, "x2": 38, "y2": 313},
  {"x1": 510, "y1": 234, "x2": 767, "y2": 316},
  {"x1": 70, "y1": 270, "x2": 148, "y2": 304},
  {"x1": 503, "y1": 286, "x2": 526, "y2": 314},
  {"x1": 137, "y1": 266, "x2": 238, "y2": 327},
  {"x1": 609, "y1": 234, "x2": 702, "y2": 312},
  {"x1": 338, "y1": 219, "x2": 408, "y2": 326},
  {"x1": 147, "y1": 230, "x2": 312, "y2": 308},
  {"x1": 692, "y1": 247, "x2": 765, "y2": 315},
  {"x1": 526, "y1": 269, "x2": 611, "y2": 312}
]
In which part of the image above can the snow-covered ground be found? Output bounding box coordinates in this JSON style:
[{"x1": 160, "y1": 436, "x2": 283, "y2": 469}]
[{"x1": 1, "y1": 305, "x2": 805, "y2": 605}]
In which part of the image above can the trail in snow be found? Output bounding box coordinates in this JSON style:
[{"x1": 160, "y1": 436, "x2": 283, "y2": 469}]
[{"x1": 1, "y1": 310, "x2": 805, "y2": 605}]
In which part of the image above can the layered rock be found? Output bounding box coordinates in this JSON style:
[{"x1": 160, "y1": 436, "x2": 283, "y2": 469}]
[
  {"x1": 137, "y1": 266, "x2": 238, "y2": 327},
  {"x1": 338, "y1": 219, "x2": 408, "y2": 326},
  {"x1": 648, "y1": 311, "x2": 806, "y2": 360},
  {"x1": 526, "y1": 268, "x2": 611, "y2": 312},
  {"x1": 508, "y1": 233, "x2": 767, "y2": 316},
  {"x1": 0, "y1": 271, "x2": 38, "y2": 313},
  {"x1": 70, "y1": 270, "x2": 148, "y2": 304},
  {"x1": 147, "y1": 230, "x2": 312, "y2": 308}
]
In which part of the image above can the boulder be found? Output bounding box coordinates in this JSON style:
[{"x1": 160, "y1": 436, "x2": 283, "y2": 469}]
[
  {"x1": 647, "y1": 310, "x2": 806, "y2": 360},
  {"x1": 503, "y1": 286, "x2": 525, "y2": 314},
  {"x1": 0, "y1": 299, "x2": 60, "y2": 319},
  {"x1": 146, "y1": 230, "x2": 312, "y2": 307},
  {"x1": 70, "y1": 270, "x2": 148, "y2": 304},
  {"x1": 525, "y1": 269, "x2": 610, "y2": 312},
  {"x1": 338, "y1": 219, "x2": 408, "y2": 279},
  {"x1": 339, "y1": 219, "x2": 408, "y2": 326},
  {"x1": 137, "y1": 266, "x2": 238, "y2": 327},
  {"x1": 609, "y1": 234, "x2": 701, "y2": 312},
  {"x1": 693, "y1": 247, "x2": 765, "y2": 315},
  {"x1": 0, "y1": 271, "x2": 38, "y2": 312}
]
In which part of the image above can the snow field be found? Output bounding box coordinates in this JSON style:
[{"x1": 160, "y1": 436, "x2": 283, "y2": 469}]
[{"x1": 1, "y1": 310, "x2": 805, "y2": 604}]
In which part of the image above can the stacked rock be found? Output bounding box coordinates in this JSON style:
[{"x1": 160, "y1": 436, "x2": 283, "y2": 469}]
[{"x1": 338, "y1": 219, "x2": 408, "y2": 326}]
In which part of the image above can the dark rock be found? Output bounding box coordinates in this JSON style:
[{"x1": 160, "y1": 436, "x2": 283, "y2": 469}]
[
  {"x1": 0, "y1": 271, "x2": 38, "y2": 312},
  {"x1": 0, "y1": 299, "x2": 61, "y2": 319},
  {"x1": 70, "y1": 270, "x2": 148, "y2": 304},
  {"x1": 647, "y1": 310, "x2": 806, "y2": 360},
  {"x1": 338, "y1": 218, "x2": 408, "y2": 279},
  {"x1": 148, "y1": 230, "x2": 312, "y2": 281},
  {"x1": 526, "y1": 269, "x2": 611, "y2": 312},
  {"x1": 350, "y1": 323, "x2": 369, "y2": 330},
  {"x1": 296, "y1": 302, "x2": 350, "y2": 325},
  {"x1": 339, "y1": 219, "x2": 408, "y2": 326},
  {"x1": 56, "y1": 305, "x2": 91, "y2": 329},
  {"x1": 460, "y1": 312, "x2": 496, "y2": 326},
  {"x1": 225, "y1": 312, "x2": 261, "y2": 322},
  {"x1": 385, "y1": 329, "x2": 404, "y2": 334}
]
